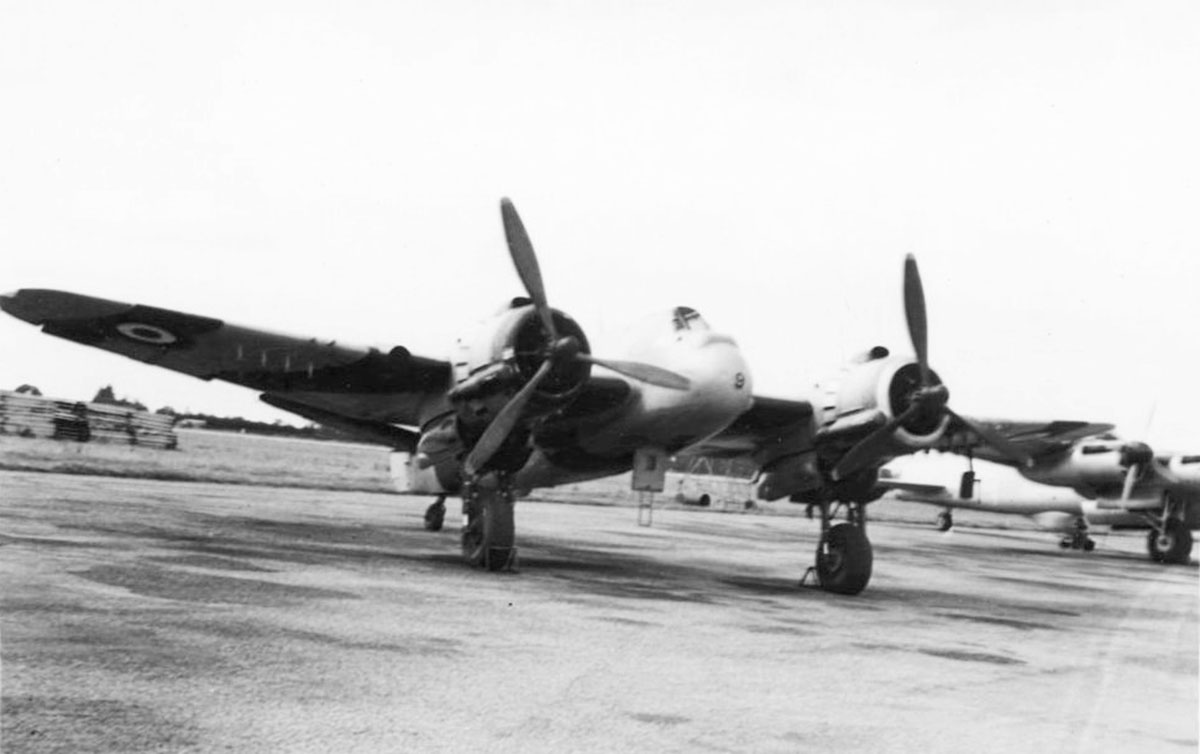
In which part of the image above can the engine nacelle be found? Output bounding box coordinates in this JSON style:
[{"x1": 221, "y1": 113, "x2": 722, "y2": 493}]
[
  {"x1": 814, "y1": 348, "x2": 950, "y2": 452},
  {"x1": 448, "y1": 299, "x2": 591, "y2": 434},
  {"x1": 1164, "y1": 454, "x2": 1200, "y2": 487},
  {"x1": 410, "y1": 300, "x2": 593, "y2": 478}
]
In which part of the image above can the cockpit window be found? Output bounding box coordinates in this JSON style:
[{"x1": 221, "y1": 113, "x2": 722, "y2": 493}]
[
  {"x1": 1180, "y1": 455, "x2": 1200, "y2": 465},
  {"x1": 1080, "y1": 445, "x2": 1114, "y2": 455},
  {"x1": 672, "y1": 306, "x2": 709, "y2": 332}
]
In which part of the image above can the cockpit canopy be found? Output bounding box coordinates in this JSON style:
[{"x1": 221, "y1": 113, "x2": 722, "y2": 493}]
[{"x1": 671, "y1": 306, "x2": 709, "y2": 333}]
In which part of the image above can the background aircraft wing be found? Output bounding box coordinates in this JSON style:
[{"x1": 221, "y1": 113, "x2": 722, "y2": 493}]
[
  {"x1": 1, "y1": 289, "x2": 451, "y2": 444},
  {"x1": 874, "y1": 477, "x2": 949, "y2": 495},
  {"x1": 937, "y1": 416, "x2": 1115, "y2": 465}
]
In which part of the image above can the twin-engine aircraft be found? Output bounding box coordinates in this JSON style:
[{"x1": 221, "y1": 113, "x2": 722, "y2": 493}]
[
  {"x1": 883, "y1": 430, "x2": 1199, "y2": 564},
  {"x1": 2, "y1": 198, "x2": 1075, "y2": 595}
]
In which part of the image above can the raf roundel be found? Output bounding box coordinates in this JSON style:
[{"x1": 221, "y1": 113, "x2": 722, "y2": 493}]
[{"x1": 115, "y1": 322, "x2": 179, "y2": 345}]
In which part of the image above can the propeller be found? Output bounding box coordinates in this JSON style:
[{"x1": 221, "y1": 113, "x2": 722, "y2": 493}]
[
  {"x1": 501, "y1": 199, "x2": 557, "y2": 341},
  {"x1": 499, "y1": 199, "x2": 690, "y2": 390},
  {"x1": 831, "y1": 254, "x2": 1033, "y2": 481},
  {"x1": 463, "y1": 360, "x2": 553, "y2": 477},
  {"x1": 462, "y1": 199, "x2": 691, "y2": 476},
  {"x1": 903, "y1": 255, "x2": 929, "y2": 387}
]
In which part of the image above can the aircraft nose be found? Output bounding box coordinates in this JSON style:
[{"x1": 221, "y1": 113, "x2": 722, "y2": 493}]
[{"x1": 687, "y1": 333, "x2": 753, "y2": 409}]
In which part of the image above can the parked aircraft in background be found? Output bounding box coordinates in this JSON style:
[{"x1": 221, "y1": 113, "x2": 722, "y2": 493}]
[
  {"x1": 880, "y1": 439, "x2": 1199, "y2": 564},
  {"x1": 0, "y1": 198, "x2": 1080, "y2": 595}
]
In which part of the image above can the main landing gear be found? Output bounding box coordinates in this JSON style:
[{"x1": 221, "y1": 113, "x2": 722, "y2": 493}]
[
  {"x1": 809, "y1": 502, "x2": 873, "y2": 595},
  {"x1": 1147, "y1": 495, "x2": 1193, "y2": 564},
  {"x1": 459, "y1": 473, "x2": 518, "y2": 572},
  {"x1": 1058, "y1": 517, "x2": 1096, "y2": 552}
]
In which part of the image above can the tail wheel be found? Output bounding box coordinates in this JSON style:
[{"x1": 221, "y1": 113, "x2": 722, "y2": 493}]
[
  {"x1": 462, "y1": 486, "x2": 516, "y2": 571},
  {"x1": 424, "y1": 496, "x2": 446, "y2": 532},
  {"x1": 816, "y1": 523, "x2": 873, "y2": 595},
  {"x1": 936, "y1": 511, "x2": 953, "y2": 532},
  {"x1": 1148, "y1": 519, "x2": 1193, "y2": 564}
]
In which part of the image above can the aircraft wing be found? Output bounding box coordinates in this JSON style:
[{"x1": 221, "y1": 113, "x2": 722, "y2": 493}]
[
  {"x1": 687, "y1": 395, "x2": 815, "y2": 457},
  {"x1": 938, "y1": 416, "x2": 1115, "y2": 465},
  {"x1": 1, "y1": 289, "x2": 452, "y2": 445}
]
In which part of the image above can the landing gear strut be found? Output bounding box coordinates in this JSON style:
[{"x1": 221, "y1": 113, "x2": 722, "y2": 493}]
[
  {"x1": 811, "y1": 502, "x2": 873, "y2": 595},
  {"x1": 1147, "y1": 495, "x2": 1193, "y2": 564},
  {"x1": 1058, "y1": 517, "x2": 1095, "y2": 552},
  {"x1": 424, "y1": 495, "x2": 446, "y2": 531},
  {"x1": 460, "y1": 473, "x2": 517, "y2": 571}
]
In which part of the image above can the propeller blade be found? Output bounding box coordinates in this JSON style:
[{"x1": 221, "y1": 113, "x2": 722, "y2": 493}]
[
  {"x1": 578, "y1": 354, "x2": 691, "y2": 390},
  {"x1": 501, "y1": 198, "x2": 558, "y2": 340},
  {"x1": 903, "y1": 254, "x2": 929, "y2": 386},
  {"x1": 463, "y1": 360, "x2": 553, "y2": 476},
  {"x1": 1116, "y1": 441, "x2": 1155, "y2": 501},
  {"x1": 831, "y1": 406, "x2": 919, "y2": 482},
  {"x1": 948, "y1": 409, "x2": 1035, "y2": 468},
  {"x1": 1120, "y1": 464, "x2": 1139, "y2": 502}
]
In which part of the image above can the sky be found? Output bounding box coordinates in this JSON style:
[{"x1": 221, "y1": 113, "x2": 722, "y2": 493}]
[{"x1": 1, "y1": 1, "x2": 1197, "y2": 451}]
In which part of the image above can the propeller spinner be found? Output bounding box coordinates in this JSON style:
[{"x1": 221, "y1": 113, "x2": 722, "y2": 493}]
[
  {"x1": 831, "y1": 255, "x2": 1034, "y2": 481},
  {"x1": 463, "y1": 199, "x2": 691, "y2": 476}
]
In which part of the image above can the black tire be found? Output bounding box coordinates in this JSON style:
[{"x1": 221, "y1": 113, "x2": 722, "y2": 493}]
[
  {"x1": 424, "y1": 499, "x2": 446, "y2": 532},
  {"x1": 816, "y1": 523, "x2": 873, "y2": 595},
  {"x1": 1148, "y1": 520, "x2": 1194, "y2": 564},
  {"x1": 1082, "y1": 538, "x2": 1096, "y2": 552},
  {"x1": 936, "y1": 511, "x2": 953, "y2": 532},
  {"x1": 462, "y1": 491, "x2": 515, "y2": 571}
]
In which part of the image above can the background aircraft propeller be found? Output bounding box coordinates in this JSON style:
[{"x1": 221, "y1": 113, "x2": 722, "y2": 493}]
[
  {"x1": 464, "y1": 199, "x2": 691, "y2": 476},
  {"x1": 1118, "y1": 441, "x2": 1154, "y2": 502},
  {"x1": 831, "y1": 255, "x2": 1034, "y2": 481}
]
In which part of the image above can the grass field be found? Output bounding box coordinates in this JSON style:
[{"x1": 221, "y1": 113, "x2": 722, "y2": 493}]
[
  {"x1": 0, "y1": 428, "x2": 1046, "y2": 530},
  {"x1": 0, "y1": 428, "x2": 395, "y2": 493}
]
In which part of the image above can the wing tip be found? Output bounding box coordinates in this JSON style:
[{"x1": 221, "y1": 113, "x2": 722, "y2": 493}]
[
  {"x1": 0, "y1": 288, "x2": 35, "y2": 322},
  {"x1": 0, "y1": 289, "x2": 131, "y2": 325}
]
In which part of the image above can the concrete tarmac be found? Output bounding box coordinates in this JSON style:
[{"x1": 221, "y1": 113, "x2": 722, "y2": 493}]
[{"x1": 1, "y1": 470, "x2": 1196, "y2": 753}]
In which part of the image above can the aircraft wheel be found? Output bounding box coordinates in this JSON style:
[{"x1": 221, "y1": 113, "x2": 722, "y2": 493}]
[
  {"x1": 815, "y1": 523, "x2": 873, "y2": 595},
  {"x1": 462, "y1": 488, "x2": 515, "y2": 571},
  {"x1": 1082, "y1": 538, "x2": 1096, "y2": 553},
  {"x1": 1148, "y1": 520, "x2": 1193, "y2": 564},
  {"x1": 424, "y1": 497, "x2": 446, "y2": 532},
  {"x1": 1059, "y1": 537, "x2": 1072, "y2": 549},
  {"x1": 936, "y1": 511, "x2": 953, "y2": 532}
]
